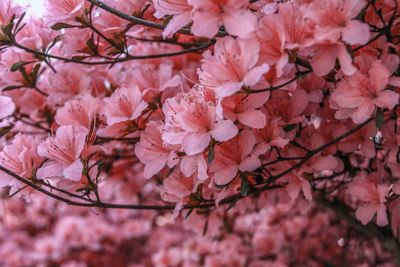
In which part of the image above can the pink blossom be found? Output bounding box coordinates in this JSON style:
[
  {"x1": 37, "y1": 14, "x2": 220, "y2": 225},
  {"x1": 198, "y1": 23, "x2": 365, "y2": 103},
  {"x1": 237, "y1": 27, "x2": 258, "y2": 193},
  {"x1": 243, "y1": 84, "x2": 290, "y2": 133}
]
[
  {"x1": 129, "y1": 63, "x2": 181, "y2": 102},
  {"x1": 335, "y1": 122, "x2": 377, "y2": 158},
  {"x1": 0, "y1": 0, "x2": 22, "y2": 25},
  {"x1": 180, "y1": 153, "x2": 208, "y2": 180},
  {"x1": 16, "y1": 19, "x2": 55, "y2": 50},
  {"x1": 153, "y1": 0, "x2": 193, "y2": 38},
  {"x1": 381, "y1": 121, "x2": 400, "y2": 166},
  {"x1": 278, "y1": 3, "x2": 315, "y2": 50},
  {"x1": 162, "y1": 90, "x2": 238, "y2": 156},
  {"x1": 222, "y1": 92, "x2": 269, "y2": 129},
  {"x1": 94, "y1": 0, "x2": 146, "y2": 36},
  {"x1": 256, "y1": 14, "x2": 288, "y2": 78},
  {"x1": 37, "y1": 125, "x2": 88, "y2": 181},
  {"x1": 389, "y1": 200, "x2": 400, "y2": 239},
  {"x1": 103, "y1": 86, "x2": 148, "y2": 126},
  {"x1": 296, "y1": 131, "x2": 339, "y2": 173},
  {"x1": 330, "y1": 60, "x2": 399, "y2": 123},
  {"x1": 0, "y1": 0, "x2": 400, "y2": 262},
  {"x1": 284, "y1": 173, "x2": 313, "y2": 201},
  {"x1": 0, "y1": 134, "x2": 44, "y2": 192},
  {"x1": 0, "y1": 96, "x2": 15, "y2": 119},
  {"x1": 188, "y1": 0, "x2": 258, "y2": 38},
  {"x1": 210, "y1": 130, "x2": 267, "y2": 185},
  {"x1": 305, "y1": 0, "x2": 370, "y2": 45},
  {"x1": 253, "y1": 117, "x2": 289, "y2": 151},
  {"x1": 198, "y1": 36, "x2": 269, "y2": 99},
  {"x1": 56, "y1": 28, "x2": 92, "y2": 57},
  {"x1": 265, "y1": 89, "x2": 309, "y2": 125},
  {"x1": 55, "y1": 94, "x2": 101, "y2": 129},
  {"x1": 134, "y1": 121, "x2": 178, "y2": 178},
  {"x1": 348, "y1": 173, "x2": 389, "y2": 226},
  {"x1": 39, "y1": 63, "x2": 92, "y2": 105},
  {"x1": 0, "y1": 48, "x2": 37, "y2": 87},
  {"x1": 310, "y1": 42, "x2": 358, "y2": 77},
  {"x1": 160, "y1": 168, "x2": 197, "y2": 205},
  {"x1": 44, "y1": 0, "x2": 85, "y2": 23}
]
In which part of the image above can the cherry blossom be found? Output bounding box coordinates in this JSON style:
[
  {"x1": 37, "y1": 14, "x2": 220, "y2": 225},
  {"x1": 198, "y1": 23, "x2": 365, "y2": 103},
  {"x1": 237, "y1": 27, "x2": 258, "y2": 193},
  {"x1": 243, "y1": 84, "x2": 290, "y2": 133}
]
[
  {"x1": 0, "y1": 96, "x2": 15, "y2": 119},
  {"x1": 153, "y1": 0, "x2": 193, "y2": 38},
  {"x1": 188, "y1": 0, "x2": 258, "y2": 38},
  {"x1": 134, "y1": 121, "x2": 178, "y2": 178},
  {"x1": 330, "y1": 60, "x2": 399, "y2": 123},
  {"x1": 162, "y1": 89, "x2": 238, "y2": 156},
  {"x1": 0, "y1": 0, "x2": 399, "y2": 265},
  {"x1": 305, "y1": 0, "x2": 370, "y2": 45},
  {"x1": 103, "y1": 85, "x2": 148, "y2": 126},
  {"x1": 37, "y1": 125, "x2": 88, "y2": 181},
  {"x1": 222, "y1": 92, "x2": 269, "y2": 129},
  {"x1": 198, "y1": 36, "x2": 269, "y2": 99},
  {"x1": 210, "y1": 130, "x2": 267, "y2": 185},
  {"x1": 44, "y1": 0, "x2": 85, "y2": 23},
  {"x1": 55, "y1": 94, "x2": 101, "y2": 129},
  {"x1": 0, "y1": 134, "x2": 44, "y2": 192},
  {"x1": 348, "y1": 173, "x2": 389, "y2": 226}
]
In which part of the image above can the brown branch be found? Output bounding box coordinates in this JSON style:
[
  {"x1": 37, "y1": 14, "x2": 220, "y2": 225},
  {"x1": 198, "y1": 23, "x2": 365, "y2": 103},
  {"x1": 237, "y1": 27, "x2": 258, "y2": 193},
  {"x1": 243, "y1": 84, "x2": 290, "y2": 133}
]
[
  {"x1": 84, "y1": 0, "x2": 227, "y2": 37},
  {"x1": 245, "y1": 70, "x2": 312, "y2": 94},
  {"x1": 0, "y1": 164, "x2": 177, "y2": 210},
  {"x1": 318, "y1": 197, "x2": 400, "y2": 264},
  {"x1": 262, "y1": 118, "x2": 374, "y2": 186},
  {"x1": 2, "y1": 119, "x2": 374, "y2": 213},
  {"x1": 11, "y1": 40, "x2": 214, "y2": 66}
]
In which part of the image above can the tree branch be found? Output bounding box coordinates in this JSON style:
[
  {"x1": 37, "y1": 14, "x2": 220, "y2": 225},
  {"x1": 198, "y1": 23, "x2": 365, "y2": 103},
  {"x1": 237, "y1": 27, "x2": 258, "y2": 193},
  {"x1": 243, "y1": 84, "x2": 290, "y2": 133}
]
[{"x1": 84, "y1": 0, "x2": 227, "y2": 37}]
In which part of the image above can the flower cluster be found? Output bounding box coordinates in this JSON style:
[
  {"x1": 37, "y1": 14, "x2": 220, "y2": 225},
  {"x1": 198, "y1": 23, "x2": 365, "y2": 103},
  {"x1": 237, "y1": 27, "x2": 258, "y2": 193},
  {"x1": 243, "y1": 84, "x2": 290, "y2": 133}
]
[{"x1": 0, "y1": 0, "x2": 399, "y2": 265}]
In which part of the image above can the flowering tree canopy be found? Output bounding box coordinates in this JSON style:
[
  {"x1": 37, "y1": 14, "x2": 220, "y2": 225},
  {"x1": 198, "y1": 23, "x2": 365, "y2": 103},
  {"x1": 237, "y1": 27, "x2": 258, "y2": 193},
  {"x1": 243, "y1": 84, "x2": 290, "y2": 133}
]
[{"x1": 0, "y1": 0, "x2": 400, "y2": 266}]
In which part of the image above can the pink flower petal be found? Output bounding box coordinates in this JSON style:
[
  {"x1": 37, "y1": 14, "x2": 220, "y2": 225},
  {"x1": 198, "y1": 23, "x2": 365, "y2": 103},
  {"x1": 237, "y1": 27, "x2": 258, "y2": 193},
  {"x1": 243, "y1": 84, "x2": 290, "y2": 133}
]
[
  {"x1": 183, "y1": 132, "x2": 211, "y2": 156},
  {"x1": 214, "y1": 165, "x2": 238, "y2": 185},
  {"x1": 223, "y1": 9, "x2": 257, "y2": 38},
  {"x1": 242, "y1": 64, "x2": 270, "y2": 86},
  {"x1": 63, "y1": 159, "x2": 83, "y2": 181},
  {"x1": 342, "y1": 20, "x2": 370, "y2": 45},
  {"x1": 355, "y1": 205, "x2": 376, "y2": 225},
  {"x1": 0, "y1": 96, "x2": 15, "y2": 119},
  {"x1": 376, "y1": 205, "x2": 388, "y2": 226},
  {"x1": 337, "y1": 43, "x2": 357, "y2": 76},
  {"x1": 190, "y1": 10, "x2": 220, "y2": 38},
  {"x1": 144, "y1": 160, "x2": 166, "y2": 178},
  {"x1": 36, "y1": 161, "x2": 63, "y2": 180},
  {"x1": 352, "y1": 102, "x2": 375, "y2": 123},
  {"x1": 237, "y1": 109, "x2": 266, "y2": 129},
  {"x1": 210, "y1": 119, "x2": 238, "y2": 142},
  {"x1": 239, "y1": 155, "x2": 261, "y2": 172},
  {"x1": 162, "y1": 12, "x2": 192, "y2": 38},
  {"x1": 375, "y1": 90, "x2": 399, "y2": 110},
  {"x1": 311, "y1": 45, "x2": 337, "y2": 77}
]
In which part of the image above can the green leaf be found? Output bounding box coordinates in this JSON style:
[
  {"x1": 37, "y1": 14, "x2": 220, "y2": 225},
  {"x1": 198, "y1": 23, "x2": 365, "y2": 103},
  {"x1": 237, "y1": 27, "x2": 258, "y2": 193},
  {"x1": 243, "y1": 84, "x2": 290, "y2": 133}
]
[
  {"x1": 283, "y1": 123, "x2": 297, "y2": 132},
  {"x1": 31, "y1": 64, "x2": 41, "y2": 80},
  {"x1": 46, "y1": 36, "x2": 62, "y2": 52},
  {"x1": 2, "y1": 85, "x2": 23, "y2": 91},
  {"x1": 375, "y1": 108, "x2": 384, "y2": 129},
  {"x1": 207, "y1": 141, "x2": 215, "y2": 164},
  {"x1": 202, "y1": 219, "x2": 209, "y2": 236},
  {"x1": 10, "y1": 61, "x2": 31, "y2": 72},
  {"x1": 13, "y1": 13, "x2": 26, "y2": 36},
  {"x1": 240, "y1": 174, "x2": 250, "y2": 197},
  {"x1": 2, "y1": 22, "x2": 14, "y2": 37},
  {"x1": 71, "y1": 56, "x2": 89, "y2": 62},
  {"x1": 51, "y1": 22, "x2": 76, "y2": 31},
  {"x1": 162, "y1": 15, "x2": 173, "y2": 26},
  {"x1": 185, "y1": 208, "x2": 194, "y2": 219},
  {"x1": 86, "y1": 37, "x2": 97, "y2": 54},
  {"x1": 19, "y1": 67, "x2": 31, "y2": 85}
]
